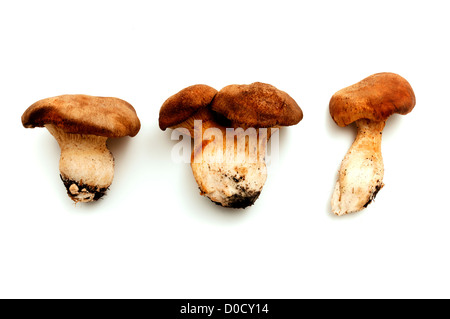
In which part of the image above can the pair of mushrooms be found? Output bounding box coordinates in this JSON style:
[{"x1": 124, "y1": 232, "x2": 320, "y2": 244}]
[
  {"x1": 159, "y1": 82, "x2": 303, "y2": 208},
  {"x1": 160, "y1": 74, "x2": 415, "y2": 213},
  {"x1": 21, "y1": 73, "x2": 415, "y2": 215},
  {"x1": 21, "y1": 83, "x2": 302, "y2": 207}
]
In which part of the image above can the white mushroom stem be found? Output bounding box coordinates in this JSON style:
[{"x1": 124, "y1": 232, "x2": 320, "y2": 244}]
[
  {"x1": 190, "y1": 123, "x2": 269, "y2": 208},
  {"x1": 331, "y1": 119, "x2": 385, "y2": 216},
  {"x1": 45, "y1": 124, "x2": 114, "y2": 203}
]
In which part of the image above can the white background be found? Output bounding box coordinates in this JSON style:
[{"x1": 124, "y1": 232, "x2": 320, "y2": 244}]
[{"x1": 1, "y1": 0, "x2": 449, "y2": 299}]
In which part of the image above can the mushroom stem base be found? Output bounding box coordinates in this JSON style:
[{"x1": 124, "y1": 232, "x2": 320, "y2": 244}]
[
  {"x1": 46, "y1": 124, "x2": 115, "y2": 203},
  {"x1": 331, "y1": 119, "x2": 385, "y2": 216},
  {"x1": 191, "y1": 128, "x2": 268, "y2": 208}
]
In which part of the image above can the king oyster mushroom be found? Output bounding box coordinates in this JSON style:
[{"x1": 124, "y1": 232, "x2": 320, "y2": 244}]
[
  {"x1": 22, "y1": 94, "x2": 141, "y2": 203},
  {"x1": 159, "y1": 82, "x2": 303, "y2": 208}
]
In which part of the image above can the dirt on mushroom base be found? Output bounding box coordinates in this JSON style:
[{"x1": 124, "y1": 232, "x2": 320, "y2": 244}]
[
  {"x1": 363, "y1": 182, "x2": 384, "y2": 208},
  {"x1": 60, "y1": 175, "x2": 109, "y2": 202},
  {"x1": 211, "y1": 190, "x2": 262, "y2": 208},
  {"x1": 201, "y1": 167, "x2": 263, "y2": 208}
]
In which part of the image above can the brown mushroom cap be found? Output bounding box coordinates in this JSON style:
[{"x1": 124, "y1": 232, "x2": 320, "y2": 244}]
[
  {"x1": 210, "y1": 82, "x2": 303, "y2": 128},
  {"x1": 159, "y1": 84, "x2": 218, "y2": 130},
  {"x1": 22, "y1": 94, "x2": 141, "y2": 137},
  {"x1": 329, "y1": 72, "x2": 416, "y2": 127}
]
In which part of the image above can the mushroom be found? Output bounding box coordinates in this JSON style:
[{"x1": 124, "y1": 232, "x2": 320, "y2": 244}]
[
  {"x1": 159, "y1": 84, "x2": 218, "y2": 137},
  {"x1": 22, "y1": 94, "x2": 141, "y2": 203},
  {"x1": 159, "y1": 82, "x2": 302, "y2": 208},
  {"x1": 329, "y1": 73, "x2": 416, "y2": 215}
]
